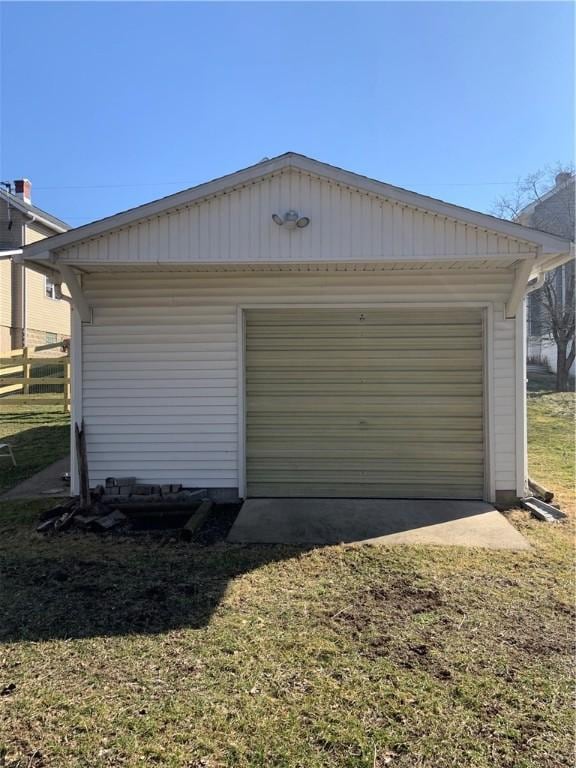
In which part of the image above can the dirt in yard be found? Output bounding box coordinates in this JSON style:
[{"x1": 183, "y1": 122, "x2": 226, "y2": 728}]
[{"x1": 328, "y1": 565, "x2": 575, "y2": 685}]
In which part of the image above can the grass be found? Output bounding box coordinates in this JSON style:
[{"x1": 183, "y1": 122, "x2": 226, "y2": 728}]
[
  {"x1": 0, "y1": 402, "x2": 69, "y2": 494},
  {"x1": 528, "y1": 390, "x2": 574, "y2": 496},
  {"x1": 0, "y1": 390, "x2": 574, "y2": 767}
]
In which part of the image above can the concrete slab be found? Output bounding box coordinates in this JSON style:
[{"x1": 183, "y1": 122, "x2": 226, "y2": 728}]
[
  {"x1": 1, "y1": 456, "x2": 70, "y2": 500},
  {"x1": 227, "y1": 499, "x2": 530, "y2": 550}
]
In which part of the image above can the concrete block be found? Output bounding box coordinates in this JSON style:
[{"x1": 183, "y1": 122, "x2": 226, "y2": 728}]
[
  {"x1": 105, "y1": 476, "x2": 136, "y2": 488},
  {"x1": 118, "y1": 485, "x2": 135, "y2": 495},
  {"x1": 132, "y1": 484, "x2": 161, "y2": 496},
  {"x1": 116, "y1": 476, "x2": 137, "y2": 487}
]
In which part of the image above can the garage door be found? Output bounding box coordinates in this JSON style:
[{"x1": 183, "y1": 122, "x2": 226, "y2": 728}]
[{"x1": 245, "y1": 308, "x2": 484, "y2": 499}]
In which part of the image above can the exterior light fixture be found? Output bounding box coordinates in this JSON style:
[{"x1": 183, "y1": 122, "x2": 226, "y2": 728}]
[{"x1": 272, "y1": 210, "x2": 310, "y2": 229}]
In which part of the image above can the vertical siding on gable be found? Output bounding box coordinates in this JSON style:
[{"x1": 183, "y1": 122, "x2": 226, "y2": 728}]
[
  {"x1": 81, "y1": 269, "x2": 517, "y2": 495},
  {"x1": 62, "y1": 171, "x2": 538, "y2": 265}
]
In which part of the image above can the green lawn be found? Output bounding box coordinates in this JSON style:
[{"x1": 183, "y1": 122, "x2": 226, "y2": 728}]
[
  {"x1": 528, "y1": 391, "x2": 574, "y2": 498},
  {"x1": 0, "y1": 403, "x2": 69, "y2": 494},
  {"x1": 0, "y1": 394, "x2": 574, "y2": 767}
]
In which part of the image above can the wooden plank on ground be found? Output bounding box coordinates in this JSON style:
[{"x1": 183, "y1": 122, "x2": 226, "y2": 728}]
[{"x1": 181, "y1": 500, "x2": 213, "y2": 541}]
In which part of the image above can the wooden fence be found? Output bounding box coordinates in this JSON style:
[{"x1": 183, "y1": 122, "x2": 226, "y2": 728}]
[{"x1": 0, "y1": 342, "x2": 70, "y2": 411}]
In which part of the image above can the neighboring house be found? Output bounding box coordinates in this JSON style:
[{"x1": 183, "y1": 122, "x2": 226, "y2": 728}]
[
  {"x1": 517, "y1": 172, "x2": 575, "y2": 376},
  {"x1": 20, "y1": 154, "x2": 572, "y2": 508},
  {"x1": 0, "y1": 179, "x2": 70, "y2": 353}
]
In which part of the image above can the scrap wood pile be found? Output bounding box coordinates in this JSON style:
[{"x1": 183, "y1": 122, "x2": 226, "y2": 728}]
[
  {"x1": 37, "y1": 477, "x2": 213, "y2": 539},
  {"x1": 37, "y1": 420, "x2": 213, "y2": 538},
  {"x1": 521, "y1": 478, "x2": 566, "y2": 523}
]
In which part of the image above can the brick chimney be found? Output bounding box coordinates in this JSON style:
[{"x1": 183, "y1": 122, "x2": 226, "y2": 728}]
[
  {"x1": 555, "y1": 172, "x2": 572, "y2": 187},
  {"x1": 13, "y1": 179, "x2": 32, "y2": 204}
]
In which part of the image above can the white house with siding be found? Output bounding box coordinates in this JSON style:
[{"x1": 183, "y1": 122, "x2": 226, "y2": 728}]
[{"x1": 20, "y1": 154, "x2": 572, "y2": 507}]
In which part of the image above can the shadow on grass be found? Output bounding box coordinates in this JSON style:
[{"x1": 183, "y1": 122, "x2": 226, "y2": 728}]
[
  {"x1": 0, "y1": 498, "x2": 517, "y2": 644},
  {"x1": 0, "y1": 509, "x2": 308, "y2": 643},
  {"x1": 0, "y1": 424, "x2": 69, "y2": 494}
]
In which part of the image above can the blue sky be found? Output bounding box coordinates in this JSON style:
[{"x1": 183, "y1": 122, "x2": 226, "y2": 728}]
[{"x1": 1, "y1": 2, "x2": 573, "y2": 226}]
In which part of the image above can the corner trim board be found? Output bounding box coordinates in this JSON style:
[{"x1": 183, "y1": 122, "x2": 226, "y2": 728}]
[
  {"x1": 70, "y1": 308, "x2": 83, "y2": 495},
  {"x1": 515, "y1": 302, "x2": 528, "y2": 497},
  {"x1": 236, "y1": 305, "x2": 247, "y2": 499},
  {"x1": 483, "y1": 305, "x2": 496, "y2": 503}
]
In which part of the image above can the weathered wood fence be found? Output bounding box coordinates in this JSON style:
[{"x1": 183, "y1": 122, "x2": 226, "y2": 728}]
[{"x1": 0, "y1": 342, "x2": 70, "y2": 411}]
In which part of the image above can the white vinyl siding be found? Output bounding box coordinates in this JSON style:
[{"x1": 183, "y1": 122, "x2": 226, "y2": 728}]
[
  {"x1": 81, "y1": 268, "x2": 517, "y2": 496},
  {"x1": 60, "y1": 170, "x2": 537, "y2": 266},
  {"x1": 245, "y1": 308, "x2": 484, "y2": 499}
]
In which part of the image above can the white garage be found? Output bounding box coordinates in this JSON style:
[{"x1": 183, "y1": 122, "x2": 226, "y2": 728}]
[{"x1": 19, "y1": 153, "x2": 572, "y2": 508}]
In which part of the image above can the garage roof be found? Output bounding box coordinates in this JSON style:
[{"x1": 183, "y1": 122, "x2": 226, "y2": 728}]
[{"x1": 23, "y1": 152, "x2": 573, "y2": 259}]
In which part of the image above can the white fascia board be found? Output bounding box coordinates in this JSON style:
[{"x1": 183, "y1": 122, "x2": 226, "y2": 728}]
[
  {"x1": 22, "y1": 153, "x2": 573, "y2": 259},
  {"x1": 13, "y1": 248, "x2": 52, "y2": 262},
  {"x1": 12, "y1": 255, "x2": 61, "y2": 281},
  {"x1": 535, "y1": 245, "x2": 574, "y2": 275}
]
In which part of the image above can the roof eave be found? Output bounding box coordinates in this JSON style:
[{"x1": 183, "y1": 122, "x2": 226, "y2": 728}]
[
  {"x1": 0, "y1": 189, "x2": 69, "y2": 233},
  {"x1": 21, "y1": 152, "x2": 573, "y2": 258}
]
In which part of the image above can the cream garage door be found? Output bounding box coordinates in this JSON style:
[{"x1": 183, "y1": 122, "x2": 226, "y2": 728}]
[{"x1": 245, "y1": 308, "x2": 484, "y2": 499}]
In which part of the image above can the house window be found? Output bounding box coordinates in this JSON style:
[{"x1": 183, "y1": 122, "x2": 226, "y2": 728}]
[
  {"x1": 46, "y1": 332, "x2": 58, "y2": 344},
  {"x1": 45, "y1": 277, "x2": 59, "y2": 300}
]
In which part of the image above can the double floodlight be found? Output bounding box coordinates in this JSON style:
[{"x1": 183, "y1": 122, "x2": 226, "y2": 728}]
[{"x1": 272, "y1": 210, "x2": 310, "y2": 229}]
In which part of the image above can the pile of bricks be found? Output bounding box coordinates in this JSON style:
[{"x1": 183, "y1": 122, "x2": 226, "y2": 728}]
[
  {"x1": 36, "y1": 478, "x2": 212, "y2": 536},
  {"x1": 101, "y1": 477, "x2": 207, "y2": 506}
]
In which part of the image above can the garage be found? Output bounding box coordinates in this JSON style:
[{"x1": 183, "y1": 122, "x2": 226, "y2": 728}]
[
  {"x1": 245, "y1": 308, "x2": 485, "y2": 499},
  {"x1": 20, "y1": 153, "x2": 573, "y2": 507}
]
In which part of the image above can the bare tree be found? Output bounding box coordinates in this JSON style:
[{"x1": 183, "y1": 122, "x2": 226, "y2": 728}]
[
  {"x1": 492, "y1": 164, "x2": 574, "y2": 228},
  {"x1": 541, "y1": 265, "x2": 575, "y2": 391},
  {"x1": 493, "y1": 165, "x2": 575, "y2": 392}
]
